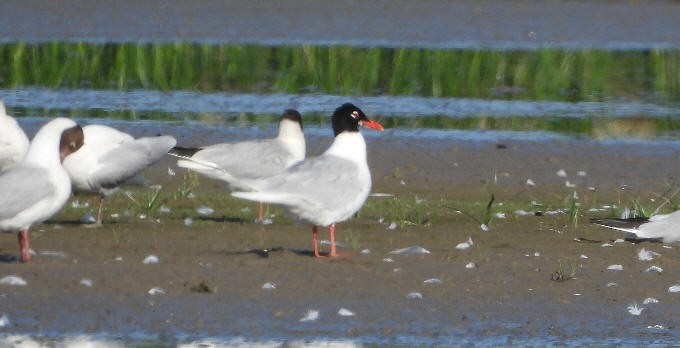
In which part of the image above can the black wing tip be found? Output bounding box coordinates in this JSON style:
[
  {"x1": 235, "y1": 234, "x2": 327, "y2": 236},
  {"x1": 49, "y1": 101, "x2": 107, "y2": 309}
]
[
  {"x1": 590, "y1": 217, "x2": 649, "y2": 229},
  {"x1": 168, "y1": 146, "x2": 200, "y2": 159}
]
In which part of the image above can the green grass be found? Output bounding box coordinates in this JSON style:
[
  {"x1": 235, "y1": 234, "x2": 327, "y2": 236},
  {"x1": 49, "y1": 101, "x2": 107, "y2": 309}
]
[{"x1": 1, "y1": 42, "x2": 679, "y2": 103}]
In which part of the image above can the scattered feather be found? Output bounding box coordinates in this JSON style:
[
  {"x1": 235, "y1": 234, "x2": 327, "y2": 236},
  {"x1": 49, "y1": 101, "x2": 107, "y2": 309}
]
[
  {"x1": 39, "y1": 250, "x2": 68, "y2": 258},
  {"x1": 143, "y1": 255, "x2": 159, "y2": 264},
  {"x1": 514, "y1": 210, "x2": 533, "y2": 216},
  {"x1": 495, "y1": 212, "x2": 506, "y2": 219},
  {"x1": 455, "y1": 237, "x2": 474, "y2": 250},
  {"x1": 196, "y1": 206, "x2": 214, "y2": 216},
  {"x1": 115, "y1": 256, "x2": 123, "y2": 261},
  {"x1": 159, "y1": 206, "x2": 171, "y2": 214},
  {"x1": 580, "y1": 254, "x2": 589, "y2": 259},
  {"x1": 647, "y1": 324, "x2": 666, "y2": 330},
  {"x1": 360, "y1": 249, "x2": 371, "y2": 254},
  {"x1": 525, "y1": 179, "x2": 536, "y2": 187},
  {"x1": 480, "y1": 224, "x2": 489, "y2": 231},
  {"x1": 601, "y1": 243, "x2": 613, "y2": 248},
  {"x1": 556, "y1": 169, "x2": 567, "y2": 177},
  {"x1": 607, "y1": 264, "x2": 623, "y2": 271},
  {"x1": 382, "y1": 258, "x2": 394, "y2": 263},
  {"x1": 613, "y1": 239, "x2": 625, "y2": 244},
  {"x1": 606, "y1": 282, "x2": 618, "y2": 287},
  {"x1": 389, "y1": 246, "x2": 430, "y2": 255},
  {"x1": 79, "y1": 279, "x2": 93, "y2": 287},
  {"x1": 627, "y1": 303, "x2": 644, "y2": 316},
  {"x1": 337, "y1": 308, "x2": 355, "y2": 317},
  {"x1": 645, "y1": 266, "x2": 663, "y2": 273},
  {"x1": 577, "y1": 171, "x2": 587, "y2": 177},
  {"x1": 643, "y1": 297, "x2": 659, "y2": 305},
  {"x1": 148, "y1": 287, "x2": 166, "y2": 295},
  {"x1": 565, "y1": 181, "x2": 576, "y2": 188},
  {"x1": 637, "y1": 248, "x2": 661, "y2": 261},
  {"x1": 465, "y1": 262, "x2": 477, "y2": 269},
  {"x1": 183, "y1": 217, "x2": 194, "y2": 226},
  {"x1": 407, "y1": 292, "x2": 423, "y2": 300},
  {"x1": 0, "y1": 276, "x2": 27, "y2": 286},
  {"x1": 423, "y1": 278, "x2": 443, "y2": 285},
  {"x1": 662, "y1": 245, "x2": 672, "y2": 249},
  {"x1": 370, "y1": 193, "x2": 394, "y2": 197},
  {"x1": 262, "y1": 282, "x2": 276, "y2": 290},
  {"x1": 167, "y1": 167, "x2": 176, "y2": 176},
  {"x1": 0, "y1": 314, "x2": 8, "y2": 328},
  {"x1": 259, "y1": 218, "x2": 273, "y2": 225},
  {"x1": 299, "y1": 310, "x2": 319, "y2": 322},
  {"x1": 387, "y1": 222, "x2": 398, "y2": 230},
  {"x1": 668, "y1": 285, "x2": 680, "y2": 293}
]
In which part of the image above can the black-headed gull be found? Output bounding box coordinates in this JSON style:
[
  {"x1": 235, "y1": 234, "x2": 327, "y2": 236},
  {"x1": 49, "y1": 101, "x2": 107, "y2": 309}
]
[
  {"x1": 591, "y1": 214, "x2": 680, "y2": 243},
  {"x1": 62, "y1": 125, "x2": 177, "y2": 226},
  {"x1": 169, "y1": 109, "x2": 305, "y2": 222},
  {"x1": 0, "y1": 118, "x2": 84, "y2": 262},
  {"x1": 0, "y1": 101, "x2": 29, "y2": 171},
  {"x1": 232, "y1": 103, "x2": 384, "y2": 257}
]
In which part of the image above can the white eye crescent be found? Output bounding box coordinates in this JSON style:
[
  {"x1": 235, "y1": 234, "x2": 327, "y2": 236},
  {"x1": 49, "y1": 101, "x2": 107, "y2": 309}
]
[{"x1": 351, "y1": 111, "x2": 360, "y2": 119}]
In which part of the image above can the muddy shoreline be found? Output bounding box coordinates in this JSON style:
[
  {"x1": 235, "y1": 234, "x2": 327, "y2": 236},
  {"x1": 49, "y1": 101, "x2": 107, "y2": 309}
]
[{"x1": 1, "y1": 119, "x2": 679, "y2": 345}]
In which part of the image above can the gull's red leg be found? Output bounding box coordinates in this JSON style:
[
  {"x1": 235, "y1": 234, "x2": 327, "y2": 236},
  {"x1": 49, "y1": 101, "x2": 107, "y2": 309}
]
[
  {"x1": 329, "y1": 224, "x2": 337, "y2": 257},
  {"x1": 257, "y1": 202, "x2": 264, "y2": 223},
  {"x1": 18, "y1": 229, "x2": 31, "y2": 263},
  {"x1": 313, "y1": 225, "x2": 322, "y2": 258}
]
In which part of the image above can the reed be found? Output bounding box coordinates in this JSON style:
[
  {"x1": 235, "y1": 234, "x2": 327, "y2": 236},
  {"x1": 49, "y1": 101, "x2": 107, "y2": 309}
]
[{"x1": 1, "y1": 42, "x2": 678, "y2": 104}]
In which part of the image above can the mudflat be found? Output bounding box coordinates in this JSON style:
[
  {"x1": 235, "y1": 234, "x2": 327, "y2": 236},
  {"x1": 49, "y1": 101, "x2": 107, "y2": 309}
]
[{"x1": 1, "y1": 123, "x2": 679, "y2": 344}]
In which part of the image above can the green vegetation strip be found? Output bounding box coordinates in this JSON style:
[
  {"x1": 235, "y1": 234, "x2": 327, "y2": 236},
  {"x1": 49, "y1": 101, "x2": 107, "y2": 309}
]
[{"x1": 1, "y1": 42, "x2": 679, "y2": 103}]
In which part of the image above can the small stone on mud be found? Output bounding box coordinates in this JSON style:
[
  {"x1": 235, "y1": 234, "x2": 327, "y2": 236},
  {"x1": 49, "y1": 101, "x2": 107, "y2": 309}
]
[
  {"x1": 299, "y1": 310, "x2": 319, "y2": 322},
  {"x1": 643, "y1": 297, "x2": 659, "y2": 305},
  {"x1": 148, "y1": 287, "x2": 165, "y2": 295},
  {"x1": 645, "y1": 266, "x2": 663, "y2": 273},
  {"x1": 424, "y1": 278, "x2": 443, "y2": 285},
  {"x1": 80, "y1": 213, "x2": 96, "y2": 224},
  {"x1": 407, "y1": 292, "x2": 423, "y2": 300},
  {"x1": 389, "y1": 246, "x2": 430, "y2": 255},
  {"x1": 465, "y1": 262, "x2": 477, "y2": 269},
  {"x1": 337, "y1": 308, "x2": 355, "y2": 316},
  {"x1": 0, "y1": 276, "x2": 27, "y2": 286},
  {"x1": 143, "y1": 255, "x2": 159, "y2": 264}
]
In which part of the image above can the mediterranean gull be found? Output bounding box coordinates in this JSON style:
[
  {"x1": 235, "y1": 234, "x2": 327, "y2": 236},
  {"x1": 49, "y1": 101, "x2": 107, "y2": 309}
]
[{"x1": 232, "y1": 103, "x2": 384, "y2": 257}]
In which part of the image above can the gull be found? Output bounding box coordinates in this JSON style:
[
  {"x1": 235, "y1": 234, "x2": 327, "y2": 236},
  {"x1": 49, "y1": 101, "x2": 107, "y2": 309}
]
[
  {"x1": 0, "y1": 100, "x2": 29, "y2": 171},
  {"x1": 232, "y1": 103, "x2": 384, "y2": 257},
  {"x1": 591, "y1": 213, "x2": 680, "y2": 243},
  {"x1": 169, "y1": 109, "x2": 305, "y2": 222},
  {"x1": 0, "y1": 118, "x2": 84, "y2": 262},
  {"x1": 62, "y1": 124, "x2": 176, "y2": 226}
]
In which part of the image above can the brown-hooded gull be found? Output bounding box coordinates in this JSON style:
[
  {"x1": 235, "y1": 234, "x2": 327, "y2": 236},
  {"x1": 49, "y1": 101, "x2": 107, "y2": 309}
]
[
  {"x1": 0, "y1": 117, "x2": 84, "y2": 262},
  {"x1": 169, "y1": 109, "x2": 305, "y2": 222},
  {"x1": 62, "y1": 124, "x2": 176, "y2": 226}
]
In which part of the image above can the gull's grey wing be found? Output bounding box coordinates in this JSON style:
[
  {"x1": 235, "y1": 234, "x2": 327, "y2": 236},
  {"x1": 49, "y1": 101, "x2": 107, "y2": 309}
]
[
  {"x1": 90, "y1": 135, "x2": 176, "y2": 189},
  {"x1": 0, "y1": 166, "x2": 54, "y2": 220},
  {"x1": 194, "y1": 139, "x2": 294, "y2": 179},
  {"x1": 255, "y1": 155, "x2": 362, "y2": 209}
]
